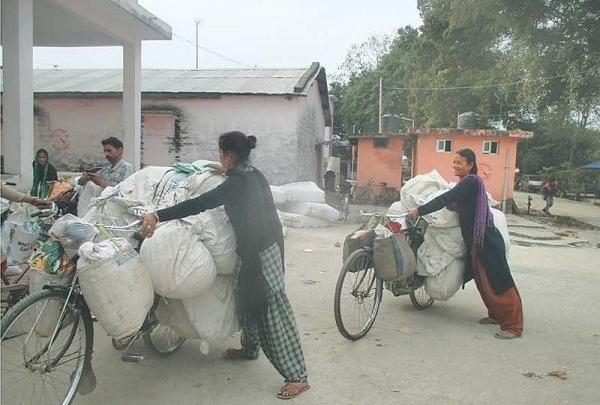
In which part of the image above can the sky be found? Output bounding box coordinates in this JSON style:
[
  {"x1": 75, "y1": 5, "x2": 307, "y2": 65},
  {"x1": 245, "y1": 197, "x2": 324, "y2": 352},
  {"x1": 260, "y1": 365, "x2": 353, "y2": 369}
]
[{"x1": 29, "y1": 0, "x2": 422, "y2": 75}]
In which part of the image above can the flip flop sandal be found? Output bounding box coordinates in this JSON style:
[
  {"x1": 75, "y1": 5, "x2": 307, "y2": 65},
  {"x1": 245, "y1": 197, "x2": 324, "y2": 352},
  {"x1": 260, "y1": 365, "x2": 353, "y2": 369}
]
[
  {"x1": 221, "y1": 348, "x2": 258, "y2": 360},
  {"x1": 479, "y1": 317, "x2": 499, "y2": 324},
  {"x1": 494, "y1": 330, "x2": 521, "y2": 339},
  {"x1": 276, "y1": 382, "x2": 311, "y2": 400}
]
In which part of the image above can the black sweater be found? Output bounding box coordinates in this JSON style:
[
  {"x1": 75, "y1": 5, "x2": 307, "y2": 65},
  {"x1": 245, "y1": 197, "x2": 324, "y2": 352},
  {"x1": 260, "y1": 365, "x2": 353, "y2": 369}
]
[
  {"x1": 157, "y1": 166, "x2": 284, "y2": 317},
  {"x1": 417, "y1": 176, "x2": 515, "y2": 294}
]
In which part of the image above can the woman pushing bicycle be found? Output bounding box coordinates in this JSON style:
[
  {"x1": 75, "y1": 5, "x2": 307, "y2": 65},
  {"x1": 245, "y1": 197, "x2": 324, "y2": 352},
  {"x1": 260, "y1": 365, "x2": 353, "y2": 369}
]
[
  {"x1": 406, "y1": 148, "x2": 523, "y2": 340},
  {"x1": 140, "y1": 131, "x2": 310, "y2": 400}
]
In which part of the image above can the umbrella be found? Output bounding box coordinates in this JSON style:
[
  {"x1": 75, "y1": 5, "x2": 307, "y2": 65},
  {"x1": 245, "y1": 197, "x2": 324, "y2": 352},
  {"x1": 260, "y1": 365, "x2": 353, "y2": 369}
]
[{"x1": 580, "y1": 161, "x2": 600, "y2": 170}]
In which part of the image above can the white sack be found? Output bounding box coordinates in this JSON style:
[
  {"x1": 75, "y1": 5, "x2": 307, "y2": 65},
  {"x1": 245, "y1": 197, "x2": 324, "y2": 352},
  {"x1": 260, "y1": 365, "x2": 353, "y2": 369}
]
[
  {"x1": 154, "y1": 298, "x2": 201, "y2": 339},
  {"x1": 1, "y1": 204, "x2": 41, "y2": 264},
  {"x1": 182, "y1": 274, "x2": 238, "y2": 343},
  {"x1": 77, "y1": 238, "x2": 154, "y2": 339},
  {"x1": 283, "y1": 201, "x2": 339, "y2": 222},
  {"x1": 424, "y1": 258, "x2": 465, "y2": 301},
  {"x1": 279, "y1": 181, "x2": 325, "y2": 203},
  {"x1": 491, "y1": 208, "x2": 511, "y2": 255},
  {"x1": 270, "y1": 185, "x2": 287, "y2": 205},
  {"x1": 140, "y1": 221, "x2": 217, "y2": 299},
  {"x1": 77, "y1": 182, "x2": 104, "y2": 218},
  {"x1": 278, "y1": 211, "x2": 331, "y2": 228},
  {"x1": 190, "y1": 209, "x2": 238, "y2": 275}
]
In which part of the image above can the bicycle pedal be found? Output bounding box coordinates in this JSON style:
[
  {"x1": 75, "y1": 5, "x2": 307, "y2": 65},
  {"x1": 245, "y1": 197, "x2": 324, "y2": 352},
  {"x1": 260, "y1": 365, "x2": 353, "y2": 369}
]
[{"x1": 121, "y1": 352, "x2": 144, "y2": 363}]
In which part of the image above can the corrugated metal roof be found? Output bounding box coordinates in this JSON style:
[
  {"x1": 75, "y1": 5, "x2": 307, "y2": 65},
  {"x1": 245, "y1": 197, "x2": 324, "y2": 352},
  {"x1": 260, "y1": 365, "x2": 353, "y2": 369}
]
[{"x1": 0, "y1": 66, "x2": 320, "y2": 96}]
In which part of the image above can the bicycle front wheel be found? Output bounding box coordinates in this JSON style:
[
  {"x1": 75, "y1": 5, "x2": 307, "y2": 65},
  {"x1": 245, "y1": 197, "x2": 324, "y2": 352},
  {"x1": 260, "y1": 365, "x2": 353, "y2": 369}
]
[
  {"x1": 334, "y1": 248, "x2": 383, "y2": 340},
  {"x1": 1, "y1": 289, "x2": 93, "y2": 405}
]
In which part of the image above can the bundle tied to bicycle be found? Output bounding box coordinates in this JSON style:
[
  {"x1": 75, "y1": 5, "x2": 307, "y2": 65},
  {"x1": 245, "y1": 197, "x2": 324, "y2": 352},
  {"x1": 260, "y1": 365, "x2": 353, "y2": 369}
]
[{"x1": 343, "y1": 214, "x2": 416, "y2": 282}]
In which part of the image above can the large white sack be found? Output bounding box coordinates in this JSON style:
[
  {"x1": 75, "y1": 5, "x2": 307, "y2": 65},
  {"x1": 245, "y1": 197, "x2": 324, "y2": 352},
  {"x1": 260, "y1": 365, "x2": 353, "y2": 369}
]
[
  {"x1": 182, "y1": 274, "x2": 238, "y2": 343},
  {"x1": 1, "y1": 204, "x2": 41, "y2": 264},
  {"x1": 283, "y1": 201, "x2": 339, "y2": 222},
  {"x1": 424, "y1": 258, "x2": 465, "y2": 301},
  {"x1": 279, "y1": 181, "x2": 325, "y2": 203},
  {"x1": 189, "y1": 209, "x2": 238, "y2": 275},
  {"x1": 491, "y1": 208, "x2": 511, "y2": 255},
  {"x1": 278, "y1": 210, "x2": 331, "y2": 228},
  {"x1": 118, "y1": 166, "x2": 174, "y2": 201},
  {"x1": 416, "y1": 227, "x2": 466, "y2": 277},
  {"x1": 140, "y1": 220, "x2": 217, "y2": 299},
  {"x1": 77, "y1": 238, "x2": 154, "y2": 339},
  {"x1": 77, "y1": 182, "x2": 104, "y2": 218},
  {"x1": 270, "y1": 185, "x2": 287, "y2": 205},
  {"x1": 154, "y1": 298, "x2": 200, "y2": 339},
  {"x1": 400, "y1": 170, "x2": 449, "y2": 209}
]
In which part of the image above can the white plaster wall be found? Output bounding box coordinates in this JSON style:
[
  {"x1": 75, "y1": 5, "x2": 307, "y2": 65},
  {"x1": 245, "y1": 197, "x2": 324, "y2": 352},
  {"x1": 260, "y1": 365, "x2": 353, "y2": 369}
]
[
  {"x1": 32, "y1": 98, "x2": 124, "y2": 170},
  {"x1": 7, "y1": 88, "x2": 328, "y2": 185}
]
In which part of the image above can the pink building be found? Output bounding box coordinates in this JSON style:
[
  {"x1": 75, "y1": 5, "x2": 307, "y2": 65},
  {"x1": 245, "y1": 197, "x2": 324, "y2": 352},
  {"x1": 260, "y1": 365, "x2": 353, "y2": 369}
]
[{"x1": 351, "y1": 128, "x2": 533, "y2": 208}]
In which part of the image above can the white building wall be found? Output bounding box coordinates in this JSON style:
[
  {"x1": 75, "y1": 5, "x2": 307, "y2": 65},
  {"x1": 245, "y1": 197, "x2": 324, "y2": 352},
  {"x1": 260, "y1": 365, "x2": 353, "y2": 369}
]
[{"x1": 14, "y1": 88, "x2": 327, "y2": 185}]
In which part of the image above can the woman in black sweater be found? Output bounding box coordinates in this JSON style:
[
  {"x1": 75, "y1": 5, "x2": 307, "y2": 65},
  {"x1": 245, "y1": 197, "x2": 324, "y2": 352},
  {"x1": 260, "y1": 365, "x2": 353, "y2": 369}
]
[
  {"x1": 140, "y1": 131, "x2": 310, "y2": 399},
  {"x1": 407, "y1": 148, "x2": 523, "y2": 339}
]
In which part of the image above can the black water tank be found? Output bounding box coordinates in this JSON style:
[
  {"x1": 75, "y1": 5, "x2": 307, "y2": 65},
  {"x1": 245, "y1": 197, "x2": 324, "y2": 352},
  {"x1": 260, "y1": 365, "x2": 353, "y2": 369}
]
[
  {"x1": 381, "y1": 114, "x2": 401, "y2": 132},
  {"x1": 457, "y1": 112, "x2": 480, "y2": 129}
]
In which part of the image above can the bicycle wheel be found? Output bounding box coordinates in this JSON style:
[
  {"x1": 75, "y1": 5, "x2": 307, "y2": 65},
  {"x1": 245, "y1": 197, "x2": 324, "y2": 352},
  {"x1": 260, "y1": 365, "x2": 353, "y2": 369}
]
[
  {"x1": 1, "y1": 289, "x2": 93, "y2": 405},
  {"x1": 143, "y1": 322, "x2": 186, "y2": 356},
  {"x1": 409, "y1": 284, "x2": 434, "y2": 310},
  {"x1": 334, "y1": 248, "x2": 383, "y2": 340}
]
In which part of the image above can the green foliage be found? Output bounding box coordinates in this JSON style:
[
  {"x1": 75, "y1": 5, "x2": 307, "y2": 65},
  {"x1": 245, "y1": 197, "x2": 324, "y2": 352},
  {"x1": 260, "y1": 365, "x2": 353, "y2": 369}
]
[{"x1": 330, "y1": 0, "x2": 600, "y2": 173}]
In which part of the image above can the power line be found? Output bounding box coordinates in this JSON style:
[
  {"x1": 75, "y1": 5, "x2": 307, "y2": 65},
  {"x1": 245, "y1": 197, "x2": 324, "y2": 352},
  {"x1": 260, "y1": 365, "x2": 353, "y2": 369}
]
[
  {"x1": 172, "y1": 32, "x2": 254, "y2": 69},
  {"x1": 386, "y1": 75, "x2": 565, "y2": 91}
]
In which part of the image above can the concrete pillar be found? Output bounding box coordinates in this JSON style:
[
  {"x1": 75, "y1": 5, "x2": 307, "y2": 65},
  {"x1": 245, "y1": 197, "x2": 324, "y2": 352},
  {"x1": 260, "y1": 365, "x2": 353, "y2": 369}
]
[
  {"x1": 1, "y1": 0, "x2": 34, "y2": 188},
  {"x1": 122, "y1": 41, "x2": 142, "y2": 170}
]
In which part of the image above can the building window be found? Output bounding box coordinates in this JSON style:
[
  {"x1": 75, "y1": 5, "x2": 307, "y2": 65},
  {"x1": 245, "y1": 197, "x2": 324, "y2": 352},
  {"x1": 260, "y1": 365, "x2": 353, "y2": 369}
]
[
  {"x1": 482, "y1": 140, "x2": 499, "y2": 154},
  {"x1": 373, "y1": 137, "x2": 389, "y2": 148},
  {"x1": 436, "y1": 139, "x2": 452, "y2": 152}
]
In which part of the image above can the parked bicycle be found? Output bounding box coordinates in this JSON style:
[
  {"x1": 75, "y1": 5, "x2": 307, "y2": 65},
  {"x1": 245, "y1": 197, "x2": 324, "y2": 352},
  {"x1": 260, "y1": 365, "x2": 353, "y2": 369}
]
[
  {"x1": 334, "y1": 213, "x2": 434, "y2": 341},
  {"x1": 352, "y1": 179, "x2": 400, "y2": 206},
  {"x1": 1, "y1": 220, "x2": 185, "y2": 405}
]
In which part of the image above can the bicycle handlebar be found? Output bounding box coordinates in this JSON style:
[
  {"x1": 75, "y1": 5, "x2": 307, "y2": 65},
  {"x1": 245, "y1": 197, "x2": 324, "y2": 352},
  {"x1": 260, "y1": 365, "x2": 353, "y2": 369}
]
[
  {"x1": 30, "y1": 203, "x2": 58, "y2": 218},
  {"x1": 98, "y1": 220, "x2": 141, "y2": 232}
]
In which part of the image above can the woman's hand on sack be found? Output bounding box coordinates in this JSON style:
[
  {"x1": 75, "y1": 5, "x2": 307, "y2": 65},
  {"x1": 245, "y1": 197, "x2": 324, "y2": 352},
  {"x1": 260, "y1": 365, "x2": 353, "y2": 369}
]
[
  {"x1": 406, "y1": 208, "x2": 420, "y2": 219},
  {"x1": 140, "y1": 212, "x2": 158, "y2": 238}
]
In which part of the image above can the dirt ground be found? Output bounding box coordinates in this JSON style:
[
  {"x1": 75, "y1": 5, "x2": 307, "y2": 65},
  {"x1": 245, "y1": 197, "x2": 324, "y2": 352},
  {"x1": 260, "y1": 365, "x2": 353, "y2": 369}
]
[{"x1": 62, "y1": 218, "x2": 600, "y2": 405}]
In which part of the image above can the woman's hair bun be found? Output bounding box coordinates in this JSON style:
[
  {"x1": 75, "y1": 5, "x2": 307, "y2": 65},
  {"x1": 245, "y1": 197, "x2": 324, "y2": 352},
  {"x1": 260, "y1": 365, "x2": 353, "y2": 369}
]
[{"x1": 246, "y1": 135, "x2": 257, "y2": 149}]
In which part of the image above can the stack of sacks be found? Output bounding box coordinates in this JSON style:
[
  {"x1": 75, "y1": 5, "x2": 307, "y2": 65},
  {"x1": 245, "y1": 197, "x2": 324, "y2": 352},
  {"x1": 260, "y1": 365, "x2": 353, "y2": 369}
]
[
  {"x1": 274, "y1": 181, "x2": 339, "y2": 228},
  {"x1": 389, "y1": 170, "x2": 510, "y2": 301},
  {"x1": 81, "y1": 161, "x2": 240, "y2": 351}
]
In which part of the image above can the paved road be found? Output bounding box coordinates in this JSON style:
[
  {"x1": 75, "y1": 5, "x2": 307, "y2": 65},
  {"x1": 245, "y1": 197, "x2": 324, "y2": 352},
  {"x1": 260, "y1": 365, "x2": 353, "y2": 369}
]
[{"x1": 54, "y1": 222, "x2": 600, "y2": 405}]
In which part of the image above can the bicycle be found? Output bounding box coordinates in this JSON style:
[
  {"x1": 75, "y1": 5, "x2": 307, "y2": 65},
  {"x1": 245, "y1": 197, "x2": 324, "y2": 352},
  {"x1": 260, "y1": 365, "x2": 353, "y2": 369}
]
[
  {"x1": 1, "y1": 220, "x2": 186, "y2": 405},
  {"x1": 1, "y1": 203, "x2": 60, "y2": 317},
  {"x1": 334, "y1": 213, "x2": 434, "y2": 341},
  {"x1": 352, "y1": 179, "x2": 401, "y2": 206}
]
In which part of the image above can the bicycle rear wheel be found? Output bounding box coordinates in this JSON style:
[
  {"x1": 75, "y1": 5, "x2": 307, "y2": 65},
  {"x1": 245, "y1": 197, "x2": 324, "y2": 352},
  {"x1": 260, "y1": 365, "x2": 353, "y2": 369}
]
[
  {"x1": 409, "y1": 284, "x2": 435, "y2": 310},
  {"x1": 334, "y1": 248, "x2": 383, "y2": 340},
  {"x1": 143, "y1": 322, "x2": 186, "y2": 356},
  {"x1": 1, "y1": 289, "x2": 93, "y2": 405}
]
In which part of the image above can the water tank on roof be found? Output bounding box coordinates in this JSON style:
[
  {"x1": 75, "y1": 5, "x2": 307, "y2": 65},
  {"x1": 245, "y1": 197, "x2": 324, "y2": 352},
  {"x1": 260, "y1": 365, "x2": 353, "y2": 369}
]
[
  {"x1": 457, "y1": 112, "x2": 480, "y2": 129},
  {"x1": 381, "y1": 114, "x2": 401, "y2": 132}
]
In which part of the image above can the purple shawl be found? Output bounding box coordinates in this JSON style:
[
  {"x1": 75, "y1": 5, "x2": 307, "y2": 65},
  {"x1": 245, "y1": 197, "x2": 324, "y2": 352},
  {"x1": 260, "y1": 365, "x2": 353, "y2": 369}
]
[{"x1": 446, "y1": 174, "x2": 493, "y2": 251}]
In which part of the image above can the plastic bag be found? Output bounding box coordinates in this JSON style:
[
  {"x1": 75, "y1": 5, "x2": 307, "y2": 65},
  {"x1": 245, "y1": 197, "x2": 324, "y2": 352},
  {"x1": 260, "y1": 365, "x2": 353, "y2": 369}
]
[{"x1": 1, "y1": 203, "x2": 41, "y2": 264}]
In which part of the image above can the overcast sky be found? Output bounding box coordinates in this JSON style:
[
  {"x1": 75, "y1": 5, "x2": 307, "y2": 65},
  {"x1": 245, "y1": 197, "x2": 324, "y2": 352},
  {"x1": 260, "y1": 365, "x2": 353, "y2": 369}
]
[{"x1": 29, "y1": 0, "x2": 422, "y2": 74}]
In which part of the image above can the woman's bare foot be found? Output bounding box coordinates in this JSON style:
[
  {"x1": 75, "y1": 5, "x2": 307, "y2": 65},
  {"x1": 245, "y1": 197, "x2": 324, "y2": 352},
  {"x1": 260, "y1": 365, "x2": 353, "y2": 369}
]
[{"x1": 221, "y1": 348, "x2": 257, "y2": 360}]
